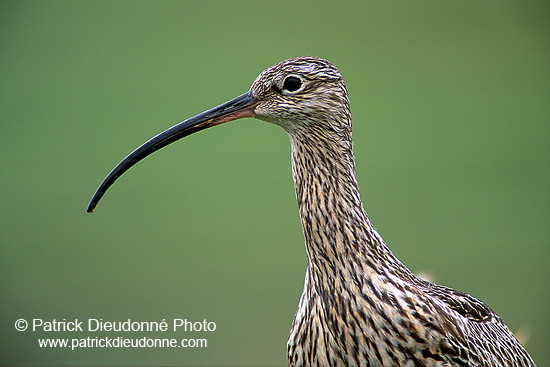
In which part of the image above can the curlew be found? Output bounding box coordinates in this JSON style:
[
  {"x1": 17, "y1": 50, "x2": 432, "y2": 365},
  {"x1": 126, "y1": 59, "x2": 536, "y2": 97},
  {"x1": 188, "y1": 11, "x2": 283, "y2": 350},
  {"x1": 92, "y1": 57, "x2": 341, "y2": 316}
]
[{"x1": 87, "y1": 57, "x2": 535, "y2": 366}]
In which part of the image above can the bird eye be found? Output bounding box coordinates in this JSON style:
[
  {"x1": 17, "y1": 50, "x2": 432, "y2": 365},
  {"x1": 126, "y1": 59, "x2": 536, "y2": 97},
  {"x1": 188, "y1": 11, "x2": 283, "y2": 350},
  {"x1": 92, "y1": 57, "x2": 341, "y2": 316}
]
[{"x1": 282, "y1": 76, "x2": 302, "y2": 92}]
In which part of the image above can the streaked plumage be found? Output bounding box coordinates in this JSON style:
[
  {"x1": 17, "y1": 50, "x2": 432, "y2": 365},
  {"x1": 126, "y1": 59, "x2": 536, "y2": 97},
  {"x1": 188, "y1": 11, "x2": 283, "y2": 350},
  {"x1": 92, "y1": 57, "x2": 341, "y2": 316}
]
[{"x1": 87, "y1": 57, "x2": 536, "y2": 366}]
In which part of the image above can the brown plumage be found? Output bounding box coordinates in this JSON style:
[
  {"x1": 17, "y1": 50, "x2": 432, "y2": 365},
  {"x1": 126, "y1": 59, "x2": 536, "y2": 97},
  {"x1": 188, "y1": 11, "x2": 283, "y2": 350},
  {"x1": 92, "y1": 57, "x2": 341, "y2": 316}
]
[{"x1": 87, "y1": 57, "x2": 536, "y2": 366}]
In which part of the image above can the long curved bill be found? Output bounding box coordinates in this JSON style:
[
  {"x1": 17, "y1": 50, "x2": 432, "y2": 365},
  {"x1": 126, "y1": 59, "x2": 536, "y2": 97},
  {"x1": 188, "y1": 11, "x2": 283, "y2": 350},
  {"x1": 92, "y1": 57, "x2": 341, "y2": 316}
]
[{"x1": 87, "y1": 91, "x2": 258, "y2": 213}]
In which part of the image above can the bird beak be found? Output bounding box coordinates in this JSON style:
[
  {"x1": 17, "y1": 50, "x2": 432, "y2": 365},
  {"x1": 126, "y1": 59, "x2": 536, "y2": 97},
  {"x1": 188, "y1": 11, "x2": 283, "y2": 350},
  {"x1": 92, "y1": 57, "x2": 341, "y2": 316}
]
[{"x1": 87, "y1": 91, "x2": 258, "y2": 213}]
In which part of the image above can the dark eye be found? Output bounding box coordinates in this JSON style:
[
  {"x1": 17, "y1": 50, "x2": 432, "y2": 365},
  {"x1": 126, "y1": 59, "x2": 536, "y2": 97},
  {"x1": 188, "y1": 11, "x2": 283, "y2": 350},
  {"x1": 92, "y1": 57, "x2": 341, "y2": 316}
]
[{"x1": 283, "y1": 76, "x2": 302, "y2": 92}]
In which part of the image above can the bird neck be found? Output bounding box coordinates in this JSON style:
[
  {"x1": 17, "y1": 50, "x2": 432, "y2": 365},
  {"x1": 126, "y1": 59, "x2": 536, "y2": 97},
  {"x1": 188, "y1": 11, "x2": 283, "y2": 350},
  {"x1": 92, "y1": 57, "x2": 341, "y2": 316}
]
[{"x1": 289, "y1": 132, "x2": 408, "y2": 280}]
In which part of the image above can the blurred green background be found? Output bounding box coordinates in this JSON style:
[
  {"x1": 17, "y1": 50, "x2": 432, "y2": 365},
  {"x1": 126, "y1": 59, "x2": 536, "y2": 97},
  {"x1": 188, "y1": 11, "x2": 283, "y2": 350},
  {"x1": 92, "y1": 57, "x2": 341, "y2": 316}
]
[{"x1": 1, "y1": 1, "x2": 548, "y2": 366}]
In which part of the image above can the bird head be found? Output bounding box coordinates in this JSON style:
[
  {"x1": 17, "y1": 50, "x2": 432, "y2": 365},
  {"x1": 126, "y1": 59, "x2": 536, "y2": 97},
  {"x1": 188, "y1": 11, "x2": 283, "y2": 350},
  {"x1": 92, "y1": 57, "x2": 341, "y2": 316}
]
[
  {"x1": 87, "y1": 57, "x2": 351, "y2": 213},
  {"x1": 251, "y1": 57, "x2": 351, "y2": 137}
]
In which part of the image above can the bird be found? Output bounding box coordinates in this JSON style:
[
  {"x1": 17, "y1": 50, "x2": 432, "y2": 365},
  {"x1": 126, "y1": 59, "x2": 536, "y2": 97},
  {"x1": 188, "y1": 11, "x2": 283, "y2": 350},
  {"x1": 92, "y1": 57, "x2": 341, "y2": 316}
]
[{"x1": 87, "y1": 57, "x2": 536, "y2": 366}]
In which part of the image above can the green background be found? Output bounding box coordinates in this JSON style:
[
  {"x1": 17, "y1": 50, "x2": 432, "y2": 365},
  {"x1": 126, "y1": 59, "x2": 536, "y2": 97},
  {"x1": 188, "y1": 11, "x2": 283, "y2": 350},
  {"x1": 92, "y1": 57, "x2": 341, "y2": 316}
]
[{"x1": 2, "y1": 1, "x2": 548, "y2": 366}]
